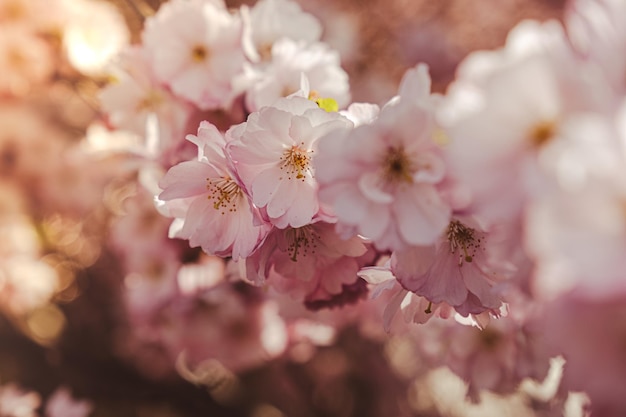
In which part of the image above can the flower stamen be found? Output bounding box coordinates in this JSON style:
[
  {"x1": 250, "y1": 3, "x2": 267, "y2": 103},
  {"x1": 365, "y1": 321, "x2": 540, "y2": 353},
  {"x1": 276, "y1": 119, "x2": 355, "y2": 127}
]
[
  {"x1": 529, "y1": 120, "x2": 556, "y2": 148},
  {"x1": 206, "y1": 177, "x2": 242, "y2": 214},
  {"x1": 279, "y1": 143, "x2": 312, "y2": 181},
  {"x1": 425, "y1": 301, "x2": 433, "y2": 314},
  {"x1": 191, "y1": 45, "x2": 208, "y2": 63},
  {"x1": 285, "y1": 225, "x2": 318, "y2": 261},
  {"x1": 447, "y1": 220, "x2": 482, "y2": 266},
  {"x1": 382, "y1": 145, "x2": 414, "y2": 185}
]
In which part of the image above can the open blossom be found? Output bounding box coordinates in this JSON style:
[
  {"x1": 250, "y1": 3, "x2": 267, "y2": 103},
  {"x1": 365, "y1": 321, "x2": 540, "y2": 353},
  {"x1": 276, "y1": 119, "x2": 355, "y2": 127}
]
[
  {"x1": 226, "y1": 96, "x2": 352, "y2": 228},
  {"x1": 142, "y1": 0, "x2": 245, "y2": 110},
  {"x1": 392, "y1": 217, "x2": 504, "y2": 316},
  {"x1": 243, "y1": 0, "x2": 322, "y2": 62},
  {"x1": 523, "y1": 100, "x2": 626, "y2": 300},
  {"x1": 245, "y1": 221, "x2": 369, "y2": 309},
  {"x1": 99, "y1": 46, "x2": 192, "y2": 153},
  {"x1": 159, "y1": 121, "x2": 270, "y2": 259},
  {"x1": 315, "y1": 64, "x2": 451, "y2": 251},
  {"x1": 241, "y1": 38, "x2": 351, "y2": 112},
  {"x1": 443, "y1": 19, "x2": 614, "y2": 225}
]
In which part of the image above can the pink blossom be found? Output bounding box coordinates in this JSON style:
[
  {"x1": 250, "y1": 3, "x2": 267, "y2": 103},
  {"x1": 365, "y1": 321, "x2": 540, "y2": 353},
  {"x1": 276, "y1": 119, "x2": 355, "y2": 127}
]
[
  {"x1": 245, "y1": 221, "x2": 369, "y2": 309},
  {"x1": 442, "y1": 19, "x2": 613, "y2": 225},
  {"x1": 0, "y1": 257, "x2": 58, "y2": 316},
  {"x1": 524, "y1": 109, "x2": 626, "y2": 300},
  {"x1": 159, "y1": 121, "x2": 270, "y2": 259},
  {"x1": 99, "y1": 46, "x2": 192, "y2": 153},
  {"x1": 226, "y1": 96, "x2": 352, "y2": 228},
  {"x1": 392, "y1": 217, "x2": 504, "y2": 316},
  {"x1": 315, "y1": 65, "x2": 451, "y2": 251},
  {"x1": 240, "y1": 38, "x2": 351, "y2": 112},
  {"x1": 242, "y1": 0, "x2": 322, "y2": 62},
  {"x1": 142, "y1": 0, "x2": 245, "y2": 110}
]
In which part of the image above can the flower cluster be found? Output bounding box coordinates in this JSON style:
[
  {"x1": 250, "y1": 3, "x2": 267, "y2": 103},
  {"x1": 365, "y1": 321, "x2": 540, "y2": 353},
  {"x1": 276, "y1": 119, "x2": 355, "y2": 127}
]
[
  {"x1": 127, "y1": 0, "x2": 626, "y2": 414},
  {"x1": 96, "y1": 0, "x2": 626, "y2": 414},
  {"x1": 4, "y1": 0, "x2": 626, "y2": 415}
]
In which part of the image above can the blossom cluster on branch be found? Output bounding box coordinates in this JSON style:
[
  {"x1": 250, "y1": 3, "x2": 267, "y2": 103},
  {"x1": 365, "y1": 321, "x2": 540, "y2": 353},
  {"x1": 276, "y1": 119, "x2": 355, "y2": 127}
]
[
  {"x1": 95, "y1": 0, "x2": 626, "y2": 415},
  {"x1": 1, "y1": 0, "x2": 625, "y2": 415}
]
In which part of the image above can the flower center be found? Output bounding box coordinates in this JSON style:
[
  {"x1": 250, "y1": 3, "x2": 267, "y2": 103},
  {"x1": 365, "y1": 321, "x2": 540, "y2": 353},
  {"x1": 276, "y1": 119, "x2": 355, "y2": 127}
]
[
  {"x1": 446, "y1": 220, "x2": 483, "y2": 266},
  {"x1": 529, "y1": 120, "x2": 556, "y2": 148},
  {"x1": 285, "y1": 225, "x2": 319, "y2": 261},
  {"x1": 279, "y1": 144, "x2": 312, "y2": 181},
  {"x1": 206, "y1": 177, "x2": 242, "y2": 214},
  {"x1": 136, "y1": 90, "x2": 163, "y2": 112},
  {"x1": 191, "y1": 45, "x2": 209, "y2": 63},
  {"x1": 382, "y1": 145, "x2": 414, "y2": 184}
]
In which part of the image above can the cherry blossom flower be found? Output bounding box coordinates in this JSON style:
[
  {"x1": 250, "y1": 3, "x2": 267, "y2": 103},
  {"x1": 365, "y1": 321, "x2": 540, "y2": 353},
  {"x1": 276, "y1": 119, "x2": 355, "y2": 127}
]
[
  {"x1": 392, "y1": 217, "x2": 504, "y2": 317},
  {"x1": 99, "y1": 46, "x2": 192, "y2": 153},
  {"x1": 443, "y1": 19, "x2": 613, "y2": 225},
  {"x1": 142, "y1": 0, "x2": 245, "y2": 110},
  {"x1": 242, "y1": 0, "x2": 322, "y2": 62},
  {"x1": 523, "y1": 98, "x2": 626, "y2": 300},
  {"x1": 226, "y1": 95, "x2": 352, "y2": 229},
  {"x1": 159, "y1": 121, "x2": 270, "y2": 259},
  {"x1": 315, "y1": 64, "x2": 451, "y2": 251},
  {"x1": 240, "y1": 38, "x2": 351, "y2": 112},
  {"x1": 245, "y1": 221, "x2": 369, "y2": 309}
]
